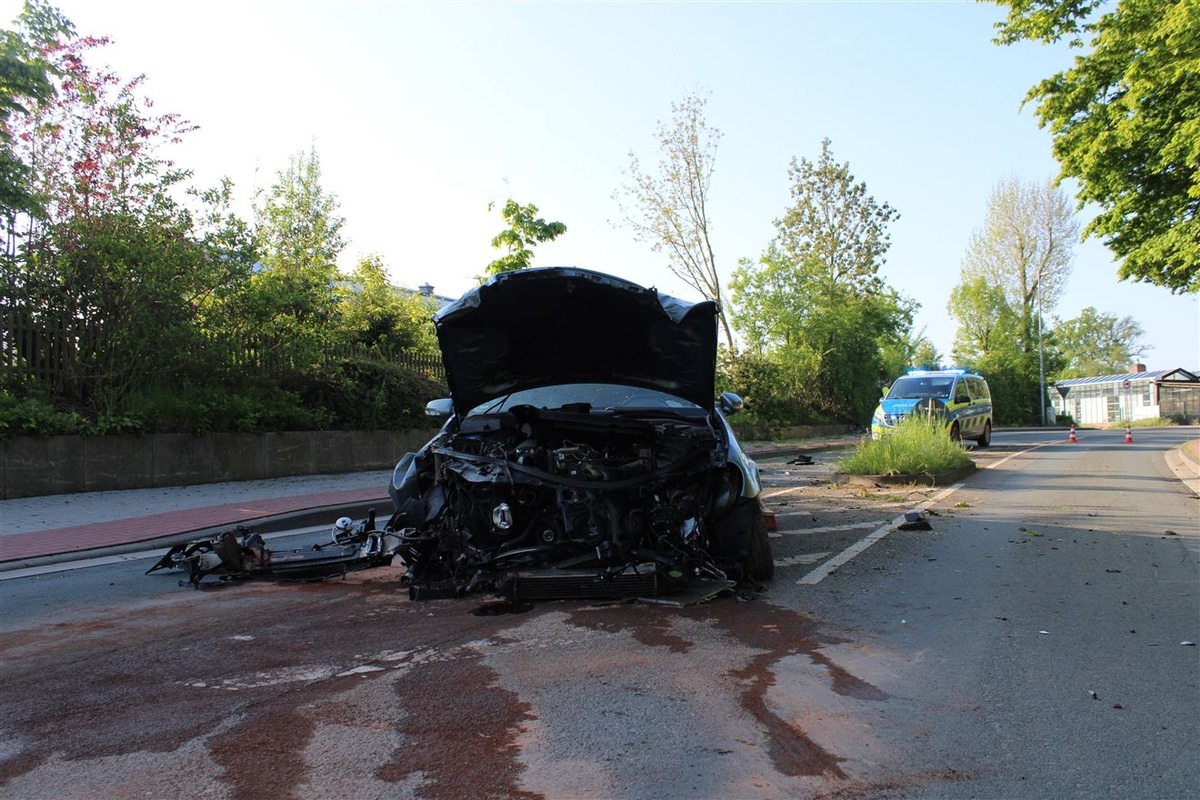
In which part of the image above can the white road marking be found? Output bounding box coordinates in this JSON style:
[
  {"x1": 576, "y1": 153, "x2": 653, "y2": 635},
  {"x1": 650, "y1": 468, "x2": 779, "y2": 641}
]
[
  {"x1": 772, "y1": 520, "x2": 888, "y2": 537},
  {"x1": 797, "y1": 443, "x2": 1046, "y2": 585},
  {"x1": 775, "y1": 552, "x2": 831, "y2": 566}
]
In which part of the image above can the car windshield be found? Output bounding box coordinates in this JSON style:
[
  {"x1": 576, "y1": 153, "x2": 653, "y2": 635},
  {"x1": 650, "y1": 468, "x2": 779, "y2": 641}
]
[
  {"x1": 468, "y1": 383, "x2": 703, "y2": 416},
  {"x1": 887, "y1": 376, "x2": 955, "y2": 400}
]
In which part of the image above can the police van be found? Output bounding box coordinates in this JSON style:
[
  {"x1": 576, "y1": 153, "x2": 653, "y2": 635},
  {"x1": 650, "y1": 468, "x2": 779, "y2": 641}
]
[{"x1": 870, "y1": 369, "x2": 993, "y2": 447}]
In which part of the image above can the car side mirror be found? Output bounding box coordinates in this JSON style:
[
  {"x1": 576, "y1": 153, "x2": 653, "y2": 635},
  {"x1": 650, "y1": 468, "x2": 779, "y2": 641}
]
[
  {"x1": 718, "y1": 391, "x2": 744, "y2": 415},
  {"x1": 425, "y1": 398, "x2": 453, "y2": 421},
  {"x1": 955, "y1": 394, "x2": 970, "y2": 405}
]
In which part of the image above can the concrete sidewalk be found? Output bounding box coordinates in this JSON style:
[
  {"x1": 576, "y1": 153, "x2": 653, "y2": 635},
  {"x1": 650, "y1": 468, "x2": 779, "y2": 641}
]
[{"x1": 0, "y1": 438, "x2": 856, "y2": 570}]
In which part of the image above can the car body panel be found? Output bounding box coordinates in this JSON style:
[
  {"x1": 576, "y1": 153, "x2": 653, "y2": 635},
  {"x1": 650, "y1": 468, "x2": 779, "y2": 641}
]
[{"x1": 435, "y1": 267, "x2": 719, "y2": 417}]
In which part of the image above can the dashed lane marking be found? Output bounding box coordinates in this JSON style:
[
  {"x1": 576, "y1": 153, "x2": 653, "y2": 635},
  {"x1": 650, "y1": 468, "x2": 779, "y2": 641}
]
[{"x1": 796, "y1": 443, "x2": 1047, "y2": 585}]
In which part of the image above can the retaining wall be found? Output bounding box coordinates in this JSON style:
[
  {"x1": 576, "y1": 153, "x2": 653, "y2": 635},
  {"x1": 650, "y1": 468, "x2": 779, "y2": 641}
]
[
  {"x1": 0, "y1": 424, "x2": 853, "y2": 500},
  {"x1": 1, "y1": 429, "x2": 439, "y2": 500}
]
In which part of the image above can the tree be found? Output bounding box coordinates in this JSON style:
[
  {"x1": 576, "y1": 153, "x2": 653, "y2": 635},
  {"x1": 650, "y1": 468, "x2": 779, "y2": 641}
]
[
  {"x1": 245, "y1": 146, "x2": 344, "y2": 351},
  {"x1": 0, "y1": 3, "x2": 232, "y2": 416},
  {"x1": 961, "y1": 176, "x2": 1079, "y2": 354},
  {"x1": 1053, "y1": 305, "x2": 1148, "y2": 378},
  {"x1": 991, "y1": 0, "x2": 1200, "y2": 293},
  {"x1": 334, "y1": 253, "x2": 439, "y2": 356},
  {"x1": 948, "y1": 276, "x2": 1065, "y2": 425},
  {"x1": 730, "y1": 140, "x2": 914, "y2": 423},
  {"x1": 947, "y1": 276, "x2": 1020, "y2": 365},
  {"x1": 773, "y1": 138, "x2": 900, "y2": 297},
  {"x1": 614, "y1": 91, "x2": 734, "y2": 349},
  {"x1": 0, "y1": 1, "x2": 65, "y2": 226},
  {"x1": 484, "y1": 198, "x2": 565, "y2": 277}
]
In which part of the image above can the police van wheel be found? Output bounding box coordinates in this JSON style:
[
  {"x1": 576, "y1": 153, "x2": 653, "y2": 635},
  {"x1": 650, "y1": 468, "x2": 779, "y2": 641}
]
[
  {"x1": 977, "y1": 421, "x2": 992, "y2": 448},
  {"x1": 949, "y1": 422, "x2": 962, "y2": 442}
]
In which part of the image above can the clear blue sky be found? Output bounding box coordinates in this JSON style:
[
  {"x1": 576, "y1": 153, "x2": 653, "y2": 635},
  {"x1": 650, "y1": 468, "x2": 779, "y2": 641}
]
[{"x1": 7, "y1": 0, "x2": 1198, "y2": 371}]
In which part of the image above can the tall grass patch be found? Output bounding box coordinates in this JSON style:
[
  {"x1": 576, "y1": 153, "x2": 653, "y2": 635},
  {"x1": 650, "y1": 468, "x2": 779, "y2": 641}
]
[{"x1": 840, "y1": 415, "x2": 972, "y2": 476}]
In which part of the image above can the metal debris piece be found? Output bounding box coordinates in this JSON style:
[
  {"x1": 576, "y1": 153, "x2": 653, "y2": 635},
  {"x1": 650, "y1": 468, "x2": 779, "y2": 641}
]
[{"x1": 146, "y1": 513, "x2": 399, "y2": 588}]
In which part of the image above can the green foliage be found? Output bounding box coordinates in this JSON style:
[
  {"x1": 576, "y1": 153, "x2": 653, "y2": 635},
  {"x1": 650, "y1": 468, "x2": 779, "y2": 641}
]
[
  {"x1": 1052, "y1": 306, "x2": 1148, "y2": 378},
  {"x1": 334, "y1": 254, "x2": 440, "y2": 356},
  {"x1": 484, "y1": 198, "x2": 566, "y2": 277},
  {"x1": 839, "y1": 415, "x2": 973, "y2": 477},
  {"x1": 774, "y1": 138, "x2": 900, "y2": 296},
  {"x1": 286, "y1": 357, "x2": 448, "y2": 431},
  {"x1": 254, "y1": 145, "x2": 344, "y2": 286},
  {"x1": 992, "y1": 0, "x2": 1200, "y2": 293},
  {"x1": 0, "y1": 391, "x2": 85, "y2": 439},
  {"x1": 948, "y1": 277, "x2": 1021, "y2": 365},
  {"x1": 0, "y1": 1, "x2": 66, "y2": 220},
  {"x1": 716, "y1": 349, "x2": 813, "y2": 427},
  {"x1": 731, "y1": 141, "x2": 914, "y2": 424}
]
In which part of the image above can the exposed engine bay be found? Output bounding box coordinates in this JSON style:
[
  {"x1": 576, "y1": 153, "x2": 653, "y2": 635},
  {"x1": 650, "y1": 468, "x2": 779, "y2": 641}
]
[{"x1": 387, "y1": 402, "x2": 769, "y2": 601}]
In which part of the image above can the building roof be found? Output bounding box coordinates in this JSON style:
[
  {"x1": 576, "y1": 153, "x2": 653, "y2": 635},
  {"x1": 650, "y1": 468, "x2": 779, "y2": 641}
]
[{"x1": 1053, "y1": 368, "x2": 1198, "y2": 388}]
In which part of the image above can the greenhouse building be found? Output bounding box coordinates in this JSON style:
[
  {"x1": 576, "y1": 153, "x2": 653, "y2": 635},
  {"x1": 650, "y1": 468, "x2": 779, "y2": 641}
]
[{"x1": 1050, "y1": 366, "x2": 1200, "y2": 426}]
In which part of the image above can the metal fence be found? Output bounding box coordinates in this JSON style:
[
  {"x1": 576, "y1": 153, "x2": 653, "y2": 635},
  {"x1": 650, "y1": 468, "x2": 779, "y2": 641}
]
[{"x1": 1, "y1": 309, "x2": 445, "y2": 386}]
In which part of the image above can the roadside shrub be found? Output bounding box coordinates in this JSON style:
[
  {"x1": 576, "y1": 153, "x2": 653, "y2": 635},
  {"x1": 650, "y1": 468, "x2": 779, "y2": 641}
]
[
  {"x1": 839, "y1": 415, "x2": 972, "y2": 476},
  {"x1": 287, "y1": 357, "x2": 447, "y2": 431},
  {"x1": 1127, "y1": 417, "x2": 1177, "y2": 428},
  {"x1": 0, "y1": 392, "x2": 88, "y2": 440}
]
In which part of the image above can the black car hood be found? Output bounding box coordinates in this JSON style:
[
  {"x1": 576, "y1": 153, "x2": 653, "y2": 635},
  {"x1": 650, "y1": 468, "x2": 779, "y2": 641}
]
[{"x1": 435, "y1": 267, "x2": 719, "y2": 416}]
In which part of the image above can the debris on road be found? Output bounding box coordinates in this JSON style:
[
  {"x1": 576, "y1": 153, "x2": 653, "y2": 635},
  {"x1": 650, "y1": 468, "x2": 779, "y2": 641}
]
[
  {"x1": 146, "y1": 513, "x2": 399, "y2": 587},
  {"x1": 897, "y1": 510, "x2": 932, "y2": 531}
]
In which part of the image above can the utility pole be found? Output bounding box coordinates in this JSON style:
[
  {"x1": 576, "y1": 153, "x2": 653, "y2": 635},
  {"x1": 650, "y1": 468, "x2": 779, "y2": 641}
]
[{"x1": 1037, "y1": 276, "x2": 1046, "y2": 426}]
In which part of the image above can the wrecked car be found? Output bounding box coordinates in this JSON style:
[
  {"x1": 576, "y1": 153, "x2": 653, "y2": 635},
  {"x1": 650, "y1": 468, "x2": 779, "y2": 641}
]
[
  {"x1": 147, "y1": 514, "x2": 399, "y2": 587},
  {"x1": 386, "y1": 267, "x2": 774, "y2": 601}
]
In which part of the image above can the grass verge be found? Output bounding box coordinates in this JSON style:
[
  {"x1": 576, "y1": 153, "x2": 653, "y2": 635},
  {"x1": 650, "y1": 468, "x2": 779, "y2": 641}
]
[{"x1": 839, "y1": 415, "x2": 972, "y2": 476}]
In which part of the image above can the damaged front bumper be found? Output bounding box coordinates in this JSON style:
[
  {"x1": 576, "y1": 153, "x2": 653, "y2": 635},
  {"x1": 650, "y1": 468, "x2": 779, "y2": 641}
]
[{"x1": 146, "y1": 515, "x2": 401, "y2": 588}]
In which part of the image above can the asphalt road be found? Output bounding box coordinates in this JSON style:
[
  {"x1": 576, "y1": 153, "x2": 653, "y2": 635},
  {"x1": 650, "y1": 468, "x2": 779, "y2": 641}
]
[{"x1": 0, "y1": 428, "x2": 1196, "y2": 799}]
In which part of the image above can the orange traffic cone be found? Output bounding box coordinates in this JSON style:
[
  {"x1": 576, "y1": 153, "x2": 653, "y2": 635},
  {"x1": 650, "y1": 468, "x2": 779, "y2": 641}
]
[
  {"x1": 1124, "y1": 425, "x2": 1133, "y2": 443},
  {"x1": 1068, "y1": 424, "x2": 1078, "y2": 443}
]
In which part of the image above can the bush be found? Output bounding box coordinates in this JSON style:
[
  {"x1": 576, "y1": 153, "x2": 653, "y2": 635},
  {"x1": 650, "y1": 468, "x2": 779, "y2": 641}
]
[
  {"x1": 839, "y1": 415, "x2": 972, "y2": 476},
  {"x1": 0, "y1": 392, "x2": 88, "y2": 440},
  {"x1": 286, "y1": 357, "x2": 448, "y2": 431}
]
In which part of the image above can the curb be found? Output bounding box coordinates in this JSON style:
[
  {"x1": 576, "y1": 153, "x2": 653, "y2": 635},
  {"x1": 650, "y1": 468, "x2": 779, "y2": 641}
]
[{"x1": 831, "y1": 461, "x2": 979, "y2": 488}]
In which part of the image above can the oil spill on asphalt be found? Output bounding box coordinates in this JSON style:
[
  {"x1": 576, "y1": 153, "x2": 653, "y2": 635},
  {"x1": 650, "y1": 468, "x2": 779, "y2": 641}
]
[
  {"x1": 379, "y1": 654, "x2": 543, "y2": 800},
  {"x1": 565, "y1": 602, "x2": 694, "y2": 653},
  {"x1": 210, "y1": 705, "x2": 316, "y2": 800},
  {"x1": 565, "y1": 599, "x2": 888, "y2": 780}
]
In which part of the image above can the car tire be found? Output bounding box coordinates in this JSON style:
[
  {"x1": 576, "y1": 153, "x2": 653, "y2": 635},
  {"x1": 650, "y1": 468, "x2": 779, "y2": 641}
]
[
  {"x1": 949, "y1": 422, "x2": 961, "y2": 442},
  {"x1": 977, "y1": 420, "x2": 991, "y2": 448},
  {"x1": 745, "y1": 507, "x2": 774, "y2": 582}
]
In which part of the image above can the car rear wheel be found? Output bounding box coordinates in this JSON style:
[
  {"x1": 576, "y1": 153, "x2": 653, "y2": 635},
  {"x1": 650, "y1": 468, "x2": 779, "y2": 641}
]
[{"x1": 977, "y1": 420, "x2": 991, "y2": 448}]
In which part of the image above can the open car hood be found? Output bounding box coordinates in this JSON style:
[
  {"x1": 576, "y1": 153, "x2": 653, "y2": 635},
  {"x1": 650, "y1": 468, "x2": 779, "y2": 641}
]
[{"x1": 435, "y1": 267, "x2": 719, "y2": 416}]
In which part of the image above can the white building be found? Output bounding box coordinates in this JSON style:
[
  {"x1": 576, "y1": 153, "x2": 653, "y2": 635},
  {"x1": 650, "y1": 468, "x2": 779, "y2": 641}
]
[{"x1": 1051, "y1": 366, "x2": 1200, "y2": 425}]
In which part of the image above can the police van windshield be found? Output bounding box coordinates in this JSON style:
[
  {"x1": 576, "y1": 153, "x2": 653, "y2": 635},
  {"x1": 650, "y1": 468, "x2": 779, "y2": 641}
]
[{"x1": 887, "y1": 376, "x2": 954, "y2": 400}]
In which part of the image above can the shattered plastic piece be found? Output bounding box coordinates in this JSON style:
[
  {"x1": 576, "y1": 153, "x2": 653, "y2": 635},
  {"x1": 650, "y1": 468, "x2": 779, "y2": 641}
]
[
  {"x1": 897, "y1": 511, "x2": 932, "y2": 531},
  {"x1": 1088, "y1": 690, "x2": 1099, "y2": 700},
  {"x1": 786, "y1": 454, "x2": 814, "y2": 466},
  {"x1": 1181, "y1": 641, "x2": 1197, "y2": 647},
  {"x1": 1038, "y1": 630, "x2": 1050, "y2": 635}
]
